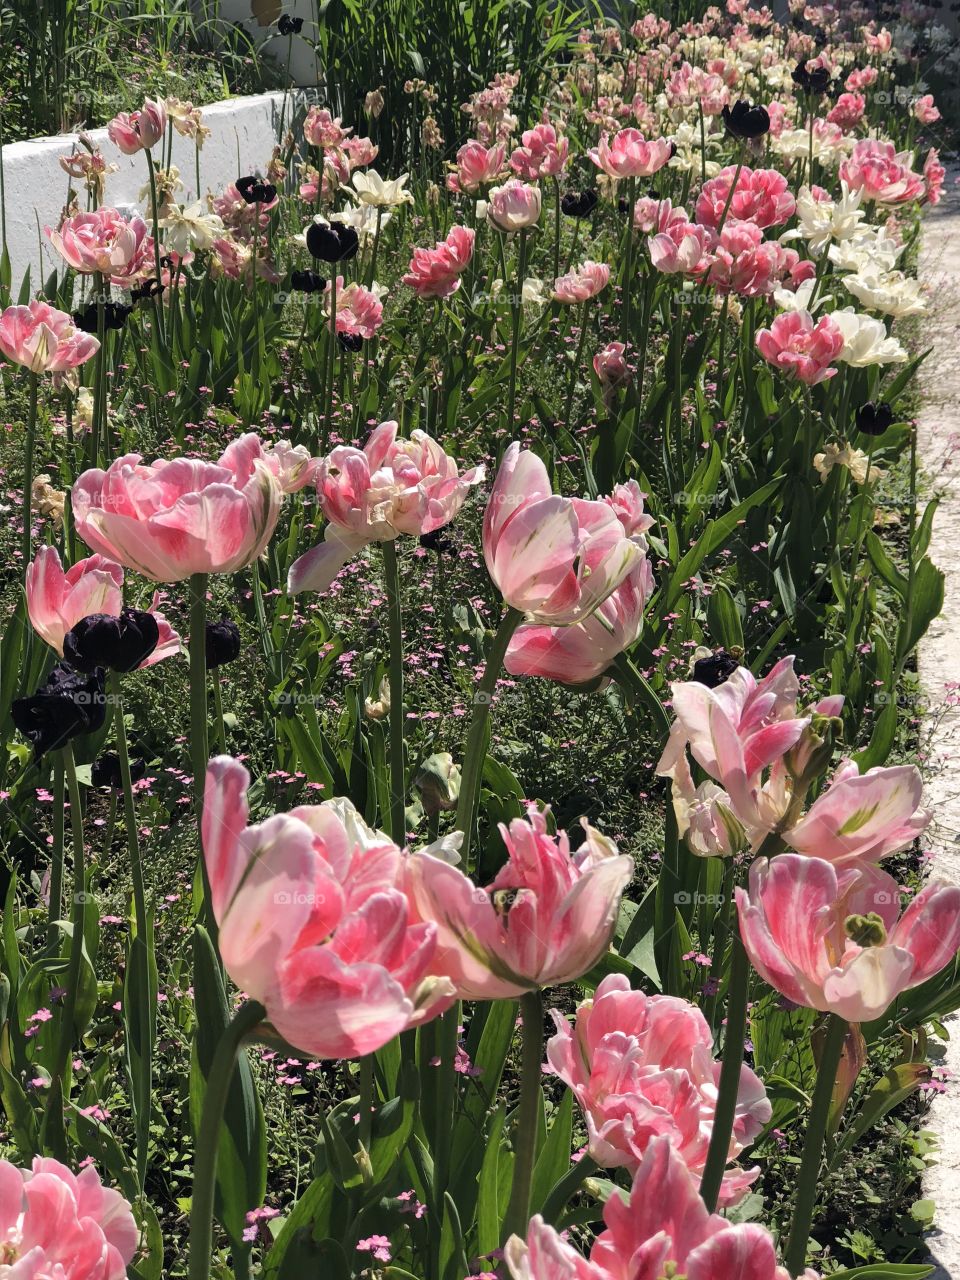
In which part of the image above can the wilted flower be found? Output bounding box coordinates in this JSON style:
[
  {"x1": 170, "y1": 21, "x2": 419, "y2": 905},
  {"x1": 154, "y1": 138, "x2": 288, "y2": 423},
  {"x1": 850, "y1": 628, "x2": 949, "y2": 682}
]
[{"x1": 12, "y1": 662, "x2": 107, "y2": 758}]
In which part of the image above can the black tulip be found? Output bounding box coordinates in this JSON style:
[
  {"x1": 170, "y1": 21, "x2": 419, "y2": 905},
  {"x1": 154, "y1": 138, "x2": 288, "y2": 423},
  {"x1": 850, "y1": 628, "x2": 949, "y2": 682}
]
[
  {"x1": 560, "y1": 189, "x2": 599, "y2": 218},
  {"x1": 73, "y1": 301, "x2": 131, "y2": 333},
  {"x1": 856, "y1": 401, "x2": 895, "y2": 436},
  {"x1": 419, "y1": 526, "x2": 453, "y2": 554},
  {"x1": 305, "y1": 220, "x2": 360, "y2": 262},
  {"x1": 793, "y1": 61, "x2": 831, "y2": 94},
  {"x1": 692, "y1": 650, "x2": 741, "y2": 689},
  {"x1": 290, "y1": 269, "x2": 327, "y2": 294},
  {"x1": 131, "y1": 278, "x2": 164, "y2": 303},
  {"x1": 236, "y1": 175, "x2": 278, "y2": 205},
  {"x1": 278, "y1": 14, "x2": 304, "y2": 34},
  {"x1": 338, "y1": 332, "x2": 364, "y2": 352},
  {"x1": 12, "y1": 663, "x2": 107, "y2": 759},
  {"x1": 205, "y1": 619, "x2": 242, "y2": 669},
  {"x1": 63, "y1": 608, "x2": 159, "y2": 674},
  {"x1": 92, "y1": 752, "x2": 146, "y2": 789},
  {"x1": 722, "y1": 100, "x2": 771, "y2": 139}
]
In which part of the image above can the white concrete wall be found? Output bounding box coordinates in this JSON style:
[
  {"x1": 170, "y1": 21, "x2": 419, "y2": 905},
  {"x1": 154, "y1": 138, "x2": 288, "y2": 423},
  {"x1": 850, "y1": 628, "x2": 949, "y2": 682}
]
[{"x1": 1, "y1": 90, "x2": 300, "y2": 294}]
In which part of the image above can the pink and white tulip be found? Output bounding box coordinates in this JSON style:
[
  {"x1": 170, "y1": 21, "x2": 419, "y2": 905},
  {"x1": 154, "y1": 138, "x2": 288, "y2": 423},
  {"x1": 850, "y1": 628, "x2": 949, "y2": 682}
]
[
  {"x1": 46, "y1": 208, "x2": 153, "y2": 280},
  {"x1": 505, "y1": 1137, "x2": 817, "y2": 1280},
  {"x1": 448, "y1": 141, "x2": 507, "y2": 194},
  {"x1": 0, "y1": 1155, "x2": 138, "y2": 1280},
  {"x1": 510, "y1": 123, "x2": 569, "y2": 180},
  {"x1": 483, "y1": 443, "x2": 644, "y2": 625},
  {"x1": 551, "y1": 260, "x2": 610, "y2": 303},
  {"x1": 546, "y1": 974, "x2": 770, "y2": 1204},
  {"x1": 756, "y1": 310, "x2": 845, "y2": 384},
  {"x1": 839, "y1": 140, "x2": 925, "y2": 206},
  {"x1": 26, "y1": 545, "x2": 180, "y2": 664},
  {"x1": 288, "y1": 421, "x2": 483, "y2": 594},
  {"x1": 405, "y1": 804, "x2": 632, "y2": 999},
  {"x1": 487, "y1": 179, "x2": 542, "y2": 232},
  {"x1": 202, "y1": 756, "x2": 455, "y2": 1058},
  {"x1": 0, "y1": 301, "x2": 100, "y2": 375},
  {"x1": 696, "y1": 166, "x2": 796, "y2": 230},
  {"x1": 107, "y1": 97, "x2": 166, "y2": 153},
  {"x1": 72, "y1": 433, "x2": 282, "y2": 582},
  {"x1": 737, "y1": 854, "x2": 960, "y2": 1022},
  {"x1": 403, "y1": 226, "x2": 476, "y2": 299},
  {"x1": 588, "y1": 129, "x2": 672, "y2": 179}
]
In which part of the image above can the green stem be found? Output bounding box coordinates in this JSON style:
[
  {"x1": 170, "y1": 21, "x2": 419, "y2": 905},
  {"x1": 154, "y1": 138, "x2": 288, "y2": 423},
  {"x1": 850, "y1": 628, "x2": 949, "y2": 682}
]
[
  {"x1": 187, "y1": 1000, "x2": 267, "y2": 1280},
  {"x1": 784, "y1": 1014, "x2": 849, "y2": 1276},
  {"x1": 540, "y1": 1153, "x2": 597, "y2": 1224},
  {"x1": 108, "y1": 672, "x2": 147, "y2": 940},
  {"x1": 382, "y1": 540, "x2": 406, "y2": 843},
  {"x1": 358, "y1": 1054, "x2": 374, "y2": 1151},
  {"x1": 506, "y1": 229, "x2": 528, "y2": 430},
  {"x1": 50, "y1": 743, "x2": 85, "y2": 1089},
  {"x1": 621, "y1": 177, "x2": 636, "y2": 343},
  {"x1": 502, "y1": 991, "x2": 544, "y2": 1243},
  {"x1": 188, "y1": 574, "x2": 209, "y2": 822},
  {"x1": 453, "y1": 607, "x2": 524, "y2": 873},
  {"x1": 47, "y1": 752, "x2": 65, "y2": 946},
  {"x1": 432, "y1": 1003, "x2": 460, "y2": 1232},
  {"x1": 698, "y1": 931, "x2": 751, "y2": 1212},
  {"x1": 21, "y1": 370, "x2": 38, "y2": 571}
]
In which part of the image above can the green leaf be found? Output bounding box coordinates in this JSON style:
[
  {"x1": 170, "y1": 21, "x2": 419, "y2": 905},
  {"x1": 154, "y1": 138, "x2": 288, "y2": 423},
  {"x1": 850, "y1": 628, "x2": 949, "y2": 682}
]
[
  {"x1": 706, "y1": 584, "x2": 744, "y2": 650},
  {"x1": 530, "y1": 1089, "x2": 574, "y2": 1215},
  {"x1": 277, "y1": 1234, "x2": 350, "y2": 1280},
  {"x1": 262, "y1": 1178, "x2": 336, "y2": 1278},
  {"x1": 896, "y1": 556, "x2": 944, "y2": 662},
  {"x1": 829, "y1": 1062, "x2": 931, "y2": 1166},
  {"x1": 476, "y1": 1106, "x2": 507, "y2": 1255}
]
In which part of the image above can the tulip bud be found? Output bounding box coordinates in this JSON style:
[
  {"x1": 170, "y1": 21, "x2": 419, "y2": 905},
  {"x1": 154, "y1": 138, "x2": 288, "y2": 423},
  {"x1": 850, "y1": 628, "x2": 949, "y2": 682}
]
[
  {"x1": 205, "y1": 618, "x2": 242, "y2": 669},
  {"x1": 63, "y1": 608, "x2": 159, "y2": 673},
  {"x1": 235, "y1": 175, "x2": 277, "y2": 205},
  {"x1": 414, "y1": 752, "x2": 461, "y2": 816},
  {"x1": 722, "y1": 100, "x2": 771, "y2": 139},
  {"x1": 278, "y1": 13, "x2": 303, "y2": 33},
  {"x1": 306, "y1": 220, "x2": 360, "y2": 262},
  {"x1": 855, "y1": 400, "x2": 894, "y2": 436},
  {"x1": 560, "y1": 189, "x2": 599, "y2": 218},
  {"x1": 364, "y1": 676, "x2": 391, "y2": 720},
  {"x1": 290, "y1": 269, "x2": 327, "y2": 294},
  {"x1": 783, "y1": 710, "x2": 843, "y2": 799},
  {"x1": 364, "y1": 88, "x2": 386, "y2": 119}
]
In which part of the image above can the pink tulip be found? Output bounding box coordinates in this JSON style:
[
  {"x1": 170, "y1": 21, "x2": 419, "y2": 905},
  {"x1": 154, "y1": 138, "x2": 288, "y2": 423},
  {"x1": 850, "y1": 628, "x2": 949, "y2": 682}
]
[
  {"x1": 593, "y1": 342, "x2": 631, "y2": 394},
  {"x1": 324, "y1": 277, "x2": 385, "y2": 339},
  {"x1": 839, "y1": 140, "x2": 925, "y2": 206},
  {"x1": 212, "y1": 182, "x2": 279, "y2": 238},
  {"x1": 487, "y1": 179, "x2": 542, "y2": 231},
  {"x1": 0, "y1": 1155, "x2": 138, "y2": 1280},
  {"x1": 107, "y1": 97, "x2": 166, "y2": 153},
  {"x1": 510, "y1": 123, "x2": 569, "y2": 180},
  {"x1": 303, "y1": 106, "x2": 352, "y2": 149},
  {"x1": 827, "y1": 92, "x2": 866, "y2": 132},
  {"x1": 0, "y1": 301, "x2": 100, "y2": 375},
  {"x1": 260, "y1": 439, "x2": 319, "y2": 494},
  {"x1": 913, "y1": 93, "x2": 940, "y2": 125},
  {"x1": 404, "y1": 804, "x2": 632, "y2": 999},
  {"x1": 737, "y1": 854, "x2": 960, "y2": 1021},
  {"x1": 696, "y1": 166, "x2": 796, "y2": 230},
  {"x1": 72, "y1": 433, "x2": 282, "y2": 583},
  {"x1": 755, "y1": 310, "x2": 845, "y2": 385},
  {"x1": 46, "y1": 208, "x2": 153, "y2": 280},
  {"x1": 656, "y1": 656, "x2": 812, "y2": 837},
  {"x1": 546, "y1": 974, "x2": 770, "y2": 1203},
  {"x1": 648, "y1": 217, "x2": 715, "y2": 275},
  {"x1": 504, "y1": 1137, "x2": 818, "y2": 1280},
  {"x1": 923, "y1": 147, "x2": 946, "y2": 206},
  {"x1": 26, "y1": 545, "x2": 180, "y2": 664},
  {"x1": 483, "y1": 443, "x2": 644, "y2": 624},
  {"x1": 704, "y1": 222, "x2": 803, "y2": 298},
  {"x1": 342, "y1": 135, "x2": 379, "y2": 169},
  {"x1": 588, "y1": 128, "x2": 672, "y2": 179},
  {"x1": 203, "y1": 756, "x2": 455, "y2": 1058},
  {"x1": 781, "y1": 759, "x2": 930, "y2": 866},
  {"x1": 551, "y1": 260, "x2": 610, "y2": 303},
  {"x1": 288, "y1": 421, "x2": 483, "y2": 594},
  {"x1": 666, "y1": 63, "x2": 730, "y2": 115},
  {"x1": 504, "y1": 559, "x2": 652, "y2": 684},
  {"x1": 448, "y1": 140, "x2": 506, "y2": 193},
  {"x1": 403, "y1": 225, "x2": 476, "y2": 299},
  {"x1": 846, "y1": 66, "x2": 878, "y2": 92}
]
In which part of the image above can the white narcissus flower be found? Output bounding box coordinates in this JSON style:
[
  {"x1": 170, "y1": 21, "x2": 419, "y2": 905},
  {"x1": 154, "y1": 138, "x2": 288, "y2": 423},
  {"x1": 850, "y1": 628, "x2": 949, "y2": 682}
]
[
  {"x1": 814, "y1": 442, "x2": 883, "y2": 485},
  {"x1": 782, "y1": 182, "x2": 865, "y2": 257},
  {"x1": 829, "y1": 307, "x2": 909, "y2": 366},
  {"x1": 158, "y1": 201, "x2": 224, "y2": 254},
  {"x1": 349, "y1": 168, "x2": 414, "y2": 208},
  {"x1": 843, "y1": 268, "x2": 926, "y2": 318}
]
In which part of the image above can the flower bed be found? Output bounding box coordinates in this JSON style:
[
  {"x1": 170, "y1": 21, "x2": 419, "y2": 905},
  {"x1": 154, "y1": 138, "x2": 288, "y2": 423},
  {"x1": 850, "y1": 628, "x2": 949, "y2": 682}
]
[{"x1": 0, "y1": 3, "x2": 955, "y2": 1279}]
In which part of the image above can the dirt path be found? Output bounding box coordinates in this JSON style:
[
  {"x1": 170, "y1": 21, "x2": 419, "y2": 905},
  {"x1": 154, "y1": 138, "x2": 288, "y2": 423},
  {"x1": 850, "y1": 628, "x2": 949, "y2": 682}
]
[{"x1": 916, "y1": 171, "x2": 960, "y2": 1277}]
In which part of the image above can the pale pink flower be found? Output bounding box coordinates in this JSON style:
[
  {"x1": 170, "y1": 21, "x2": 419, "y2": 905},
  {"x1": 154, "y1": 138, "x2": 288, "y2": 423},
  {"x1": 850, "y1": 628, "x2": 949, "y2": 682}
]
[
  {"x1": 0, "y1": 301, "x2": 99, "y2": 375},
  {"x1": 203, "y1": 756, "x2": 455, "y2": 1059},
  {"x1": 588, "y1": 128, "x2": 672, "y2": 179},
  {"x1": 839, "y1": 140, "x2": 925, "y2": 206},
  {"x1": 845, "y1": 67, "x2": 878, "y2": 92},
  {"x1": 755, "y1": 309, "x2": 845, "y2": 384},
  {"x1": 510, "y1": 123, "x2": 569, "y2": 180},
  {"x1": 72, "y1": 433, "x2": 282, "y2": 582},
  {"x1": 211, "y1": 182, "x2": 279, "y2": 237},
  {"x1": 649, "y1": 217, "x2": 715, "y2": 275},
  {"x1": 303, "y1": 106, "x2": 352, "y2": 150},
  {"x1": 504, "y1": 1137, "x2": 817, "y2": 1280},
  {"x1": 487, "y1": 179, "x2": 542, "y2": 231},
  {"x1": 551, "y1": 260, "x2": 610, "y2": 303},
  {"x1": 403, "y1": 225, "x2": 475, "y2": 298},
  {"x1": 341, "y1": 135, "x2": 379, "y2": 169},
  {"x1": 703, "y1": 222, "x2": 802, "y2": 298},
  {"x1": 46, "y1": 208, "x2": 153, "y2": 279},
  {"x1": 737, "y1": 854, "x2": 960, "y2": 1022},
  {"x1": 546, "y1": 974, "x2": 770, "y2": 1203},
  {"x1": 913, "y1": 94, "x2": 940, "y2": 124},
  {"x1": 483, "y1": 443, "x2": 644, "y2": 624},
  {"x1": 0, "y1": 1155, "x2": 138, "y2": 1280},
  {"x1": 288, "y1": 421, "x2": 483, "y2": 594},
  {"x1": 405, "y1": 805, "x2": 632, "y2": 999},
  {"x1": 666, "y1": 62, "x2": 730, "y2": 115},
  {"x1": 26, "y1": 545, "x2": 180, "y2": 664},
  {"x1": 696, "y1": 166, "x2": 796, "y2": 230},
  {"x1": 826, "y1": 93, "x2": 866, "y2": 132},
  {"x1": 781, "y1": 759, "x2": 930, "y2": 866},
  {"x1": 593, "y1": 342, "x2": 630, "y2": 393},
  {"x1": 448, "y1": 140, "x2": 507, "y2": 193},
  {"x1": 325, "y1": 277, "x2": 385, "y2": 338},
  {"x1": 107, "y1": 97, "x2": 166, "y2": 153},
  {"x1": 923, "y1": 148, "x2": 946, "y2": 206}
]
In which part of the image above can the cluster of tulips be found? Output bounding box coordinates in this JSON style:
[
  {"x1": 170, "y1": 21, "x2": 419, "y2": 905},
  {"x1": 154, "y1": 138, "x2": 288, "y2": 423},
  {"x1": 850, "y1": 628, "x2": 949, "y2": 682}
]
[{"x1": 0, "y1": 0, "x2": 956, "y2": 1277}]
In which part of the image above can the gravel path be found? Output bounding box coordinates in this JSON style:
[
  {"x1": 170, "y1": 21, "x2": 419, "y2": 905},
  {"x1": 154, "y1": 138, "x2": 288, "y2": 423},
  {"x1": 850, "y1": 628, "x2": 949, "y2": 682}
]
[{"x1": 916, "y1": 172, "x2": 960, "y2": 1277}]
